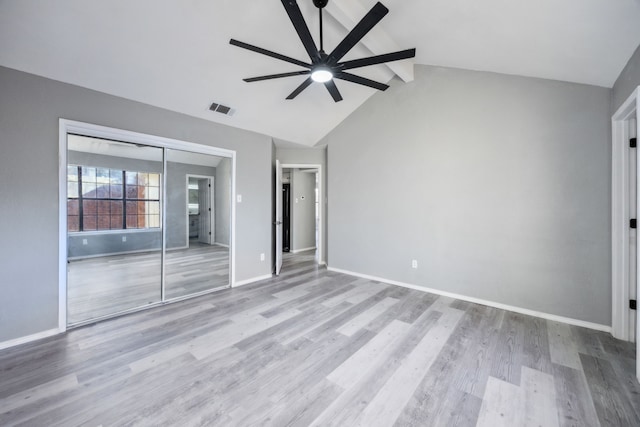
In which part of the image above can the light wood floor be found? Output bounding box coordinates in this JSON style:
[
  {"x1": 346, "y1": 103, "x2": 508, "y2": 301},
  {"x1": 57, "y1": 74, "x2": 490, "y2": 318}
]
[
  {"x1": 2, "y1": 252, "x2": 639, "y2": 426},
  {"x1": 67, "y1": 242, "x2": 229, "y2": 324}
]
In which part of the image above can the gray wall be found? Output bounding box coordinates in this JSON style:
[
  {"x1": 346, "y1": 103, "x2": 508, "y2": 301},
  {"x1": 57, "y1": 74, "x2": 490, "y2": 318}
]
[
  {"x1": 291, "y1": 170, "x2": 317, "y2": 251},
  {"x1": 0, "y1": 65, "x2": 272, "y2": 343},
  {"x1": 68, "y1": 231, "x2": 161, "y2": 258},
  {"x1": 166, "y1": 161, "x2": 217, "y2": 249},
  {"x1": 322, "y1": 65, "x2": 612, "y2": 325},
  {"x1": 215, "y1": 157, "x2": 231, "y2": 246},
  {"x1": 613, "y1": 43, "x2": 640, "y2": 112}
]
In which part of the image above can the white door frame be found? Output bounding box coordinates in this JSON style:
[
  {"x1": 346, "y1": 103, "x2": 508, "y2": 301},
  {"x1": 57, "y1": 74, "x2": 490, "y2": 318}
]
[
  {"x1": 186, "y1": 174, "x2": 215, "y2": 246},
  {"x1": 59, "y1": 119, "x2": 236, "y2": 332},
  {"x1": 611, "y1": 86, "x2": 640, "y2": 382},
  {"x1": 275, "y1": 160, "x2": 283, "y2": 275},
  {"x1": 280, "y1": 163, "x2": 325, "y2": 265}
]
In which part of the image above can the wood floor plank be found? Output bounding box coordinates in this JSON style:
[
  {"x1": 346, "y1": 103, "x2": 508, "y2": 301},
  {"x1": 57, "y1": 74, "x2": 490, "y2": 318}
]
[
  {"x1": 552, "y1": 363, "x2": 601, "y2": 427},
  {"x1": 580, "y1": 353, "x2": 640, "y2": 426},
  {"x1": 521, "y1": 366, "x2": 560, "y2": 427},
  {"x1": 476, "y1": 376, "x2": 523, "y2": 427},
  {"x1": 336, "y1": 296, "x2": 399, "y2": 337},
  {"x1": 354, "y1": 306, "x2": 464, "y2": 426},
  {"x1": 548, "y1": 320, "x2": 583, "y2": 370}
]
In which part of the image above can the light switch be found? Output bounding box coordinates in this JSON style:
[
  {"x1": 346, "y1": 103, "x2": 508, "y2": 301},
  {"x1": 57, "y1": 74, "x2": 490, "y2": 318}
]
[{"x1": 237, "y1": 194, "x2": 242, "y2": 203}]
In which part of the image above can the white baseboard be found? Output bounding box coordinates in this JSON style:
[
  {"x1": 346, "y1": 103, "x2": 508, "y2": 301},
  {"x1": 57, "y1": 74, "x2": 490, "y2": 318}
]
[
  {"x1": 233, "y1": 274, "x2": 272, "y2": 288},
  {"x1": 214, "y1": 242, "x2": 230, "y2": 248},
  {"x1": 291, "y1": 247, "x2": 316, "y2": 254},
  {"x1": 0, "y1": 328, "x2": 61, "y2": 351},
  {"x1": 327, "y1": 267, "x2": 612, "y2": 333}
]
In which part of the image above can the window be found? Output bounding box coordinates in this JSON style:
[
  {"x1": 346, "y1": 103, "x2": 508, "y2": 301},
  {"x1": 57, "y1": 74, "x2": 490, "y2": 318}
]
[{"x1": 68, "y1": 165, "x2": 161, "y2": 232}]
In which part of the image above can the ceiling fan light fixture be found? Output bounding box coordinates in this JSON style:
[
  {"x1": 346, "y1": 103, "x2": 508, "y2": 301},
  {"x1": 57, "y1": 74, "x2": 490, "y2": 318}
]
[{"x1": 311, "y1": 67, "x2": 333, "y2": 83}]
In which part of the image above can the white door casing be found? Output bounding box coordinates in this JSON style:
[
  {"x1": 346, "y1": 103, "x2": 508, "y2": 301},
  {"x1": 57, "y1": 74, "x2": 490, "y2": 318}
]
[
  {"x1": 275, "y1": 160, "x2": 283, "y2": 275},
  {"x1": 197, "y1": 178, "x2": 213, "y2": 245},
  {"x1": 610, "y1": 86, "x2": 640, "y2": 382}
]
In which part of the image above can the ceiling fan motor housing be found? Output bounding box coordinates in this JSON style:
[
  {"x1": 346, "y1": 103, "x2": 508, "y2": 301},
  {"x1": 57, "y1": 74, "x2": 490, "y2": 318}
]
[{"x1": 313, "y1": 0, "x2": 329, "y2": 9}]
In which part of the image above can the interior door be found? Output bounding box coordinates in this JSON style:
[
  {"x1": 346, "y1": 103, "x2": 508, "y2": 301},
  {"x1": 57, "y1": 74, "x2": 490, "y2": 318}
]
[
  {"x1": 198, "y1": 178, "x2": 211, "y2": 245},
  {"x1": 275, "y1": 160, "x2": 283, "y2": 275}
]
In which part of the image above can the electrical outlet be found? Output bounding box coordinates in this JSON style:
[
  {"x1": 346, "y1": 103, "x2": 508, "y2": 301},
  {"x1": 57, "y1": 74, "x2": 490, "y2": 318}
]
[
  {"x1": 411, "y1": 259, "x2": 418, "y2": 269},
  {"x1": 82, "y1": 239, "x2": 88, "y2": 245},
  {"x1": 122, "y1": 236, "x2": 127, "y2": 242},
  {"x1": 260, "y1": 253, "x2": 265, "y2": 261}
]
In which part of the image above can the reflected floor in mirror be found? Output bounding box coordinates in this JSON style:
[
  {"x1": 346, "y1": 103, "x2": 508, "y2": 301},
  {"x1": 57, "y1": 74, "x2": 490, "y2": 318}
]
[{"x1": 67, "y1": 242, "x2": 229, "y2": 324}]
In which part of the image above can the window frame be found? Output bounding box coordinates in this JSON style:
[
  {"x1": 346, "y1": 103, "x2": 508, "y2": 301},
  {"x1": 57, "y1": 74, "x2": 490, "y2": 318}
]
[{"x1": 67, "y1": 164, "x2": 162, "y2": 233}]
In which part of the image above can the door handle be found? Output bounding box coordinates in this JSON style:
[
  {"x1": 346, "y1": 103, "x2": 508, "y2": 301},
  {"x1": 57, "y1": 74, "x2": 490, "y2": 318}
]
[{"x1": 275, "y1": 221, "x2": 282, "y2": 225}]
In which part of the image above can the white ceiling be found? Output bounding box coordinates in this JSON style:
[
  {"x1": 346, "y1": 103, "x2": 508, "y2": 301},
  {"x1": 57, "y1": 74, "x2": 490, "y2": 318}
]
[{"x1": 1, "y1": 0, "x2": 640, "y2": 147}]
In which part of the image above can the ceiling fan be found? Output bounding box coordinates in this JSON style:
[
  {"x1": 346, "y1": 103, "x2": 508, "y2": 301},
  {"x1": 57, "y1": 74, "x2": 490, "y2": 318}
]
[{"x1": 229, "y1": 0, "x2": 416, "y2": 102}]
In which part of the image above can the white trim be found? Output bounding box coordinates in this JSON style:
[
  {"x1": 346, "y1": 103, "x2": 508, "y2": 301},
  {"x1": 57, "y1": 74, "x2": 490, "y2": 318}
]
[
  {"x1": 327, "y1": 266, "x2": 612, "y2": 333},
  {"x1": 214, "y1": 242, "x2": 230, "y2": 248},
  {"x1": 280, "y1": 163, "x2": 324, "y2": 265},
  {"x1": 58, "y1": 123, "x2": 68, "y2": 333},
  {"x1": 233, "y1": 274, "x2": 272, "y2": 288},
  {"x1": 59, "y1": 119, "x2": 237, "y2": 329},
  {"x1": 291, "y1": 246, "x2": 317, "y2": 254},
  {"x1": 0, "y1": 329, "x2": 60, "y2": 351},
  {"x1": 611, "y1": 87, "x2": 640, "y2": 341},
  {"x1": 231, "y1": 153, "x2": 237, "y2": 287}
]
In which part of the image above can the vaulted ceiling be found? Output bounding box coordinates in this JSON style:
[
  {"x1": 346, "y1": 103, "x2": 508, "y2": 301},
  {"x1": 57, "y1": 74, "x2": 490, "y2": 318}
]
[{"x1": 1, "y1": 0, "x2": 640, "y2": 146}]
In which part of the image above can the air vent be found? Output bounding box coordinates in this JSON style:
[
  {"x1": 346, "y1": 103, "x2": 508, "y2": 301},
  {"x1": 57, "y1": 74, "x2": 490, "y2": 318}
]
[{"x1": 209, "y1": 102, "x2": 235, "y2": 116}]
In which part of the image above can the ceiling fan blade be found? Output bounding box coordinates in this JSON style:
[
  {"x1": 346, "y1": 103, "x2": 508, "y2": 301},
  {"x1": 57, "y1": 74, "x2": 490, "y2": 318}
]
[
  {"x1": 230, "y1": 39, "x2": 311, "y2": 68},
  {"x1": 281, "y1": 0, "x2": 320, "y2": 63},
  {"x1": 324, "y1": 80, "x2": 343, "y2": 102},
  {"x1": 286, "y1": 77, "x2": 313, "y2": 99},
  {"x1": 326, "y1": 2, "x2": 389, "y2": 65},
  {"x1": 339, "y1": 48, "x2": 416, "y2": 71},
  {"x1": 244, "y1": 70, "x2": 311, "y2": 83},
  {"x1": 335, "y1": 72, "x2": 389, "y2": 91}
]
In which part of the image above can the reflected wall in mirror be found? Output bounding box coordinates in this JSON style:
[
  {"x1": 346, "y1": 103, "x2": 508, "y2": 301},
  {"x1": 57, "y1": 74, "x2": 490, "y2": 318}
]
[
  {"x1": 164, "y1": 149, "x2": 231, "y2": 299},
  {"x1": 66, "y1": 134, "x2": 163, "y2": 324}
]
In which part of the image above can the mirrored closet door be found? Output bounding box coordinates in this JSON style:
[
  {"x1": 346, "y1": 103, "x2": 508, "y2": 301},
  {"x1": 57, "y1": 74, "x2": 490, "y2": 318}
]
[
  {"x1": 65, "y1": 133, "x2": 232, "y2": 326},
  {"x1": 164, "y1": 149, "x2": 231, "y2": 300}
]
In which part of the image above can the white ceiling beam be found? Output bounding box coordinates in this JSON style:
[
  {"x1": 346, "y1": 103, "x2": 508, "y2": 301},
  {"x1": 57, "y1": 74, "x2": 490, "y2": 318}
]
[{"x1": 325, "y1": 0, "x2": 415, "y2": 82}]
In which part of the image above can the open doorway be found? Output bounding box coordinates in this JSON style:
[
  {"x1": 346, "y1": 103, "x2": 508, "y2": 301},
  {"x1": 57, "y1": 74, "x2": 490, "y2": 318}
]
[
  {"x1": 275, "y1": 162, "x2": 323, "y2": 275},
  {"x1": 282, "y1": 168, "x2": 319, "y2": 254},
  {"x1": 187, "y1": 175, "x2": 215, "y2": 247}
]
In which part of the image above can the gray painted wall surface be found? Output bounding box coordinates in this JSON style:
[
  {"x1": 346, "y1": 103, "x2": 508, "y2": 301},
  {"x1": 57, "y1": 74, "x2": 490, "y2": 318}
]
[
  {"x1": 68, "y1": 231, "x2": 161, "y2": 258},
  {"x1": 166, "y1": 161, "x2": 217, "y2": 249},
  {"x1": 0, "y1": 66, "x2": 272, "y2": 343},
  {"x1": 277, "y1": 147, "x2": 326, "y2": 165},
  {"x1": 613, "y1": 43, "x2": 640, "y2": 112},
  {"x1": 215, "y1": 157, "x2": 231, "y2": 246},
  {"x1": 291, "y1": 170, "x2": 316, "y2": 251},
  {"x1": 68, "y1": 150, "x2": 163, "y2": 173},
  {"x1": 323, "y1": 65, "x2": 612, "y2": 325}
]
